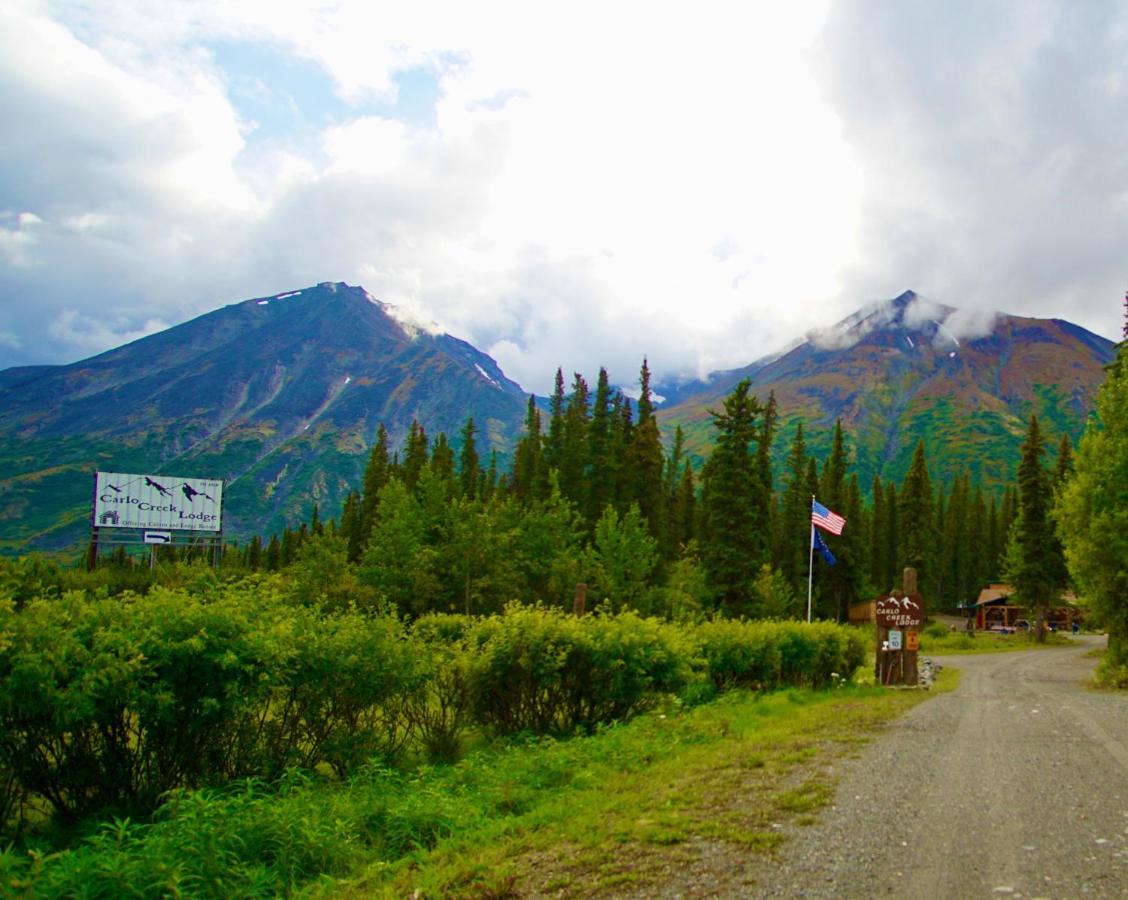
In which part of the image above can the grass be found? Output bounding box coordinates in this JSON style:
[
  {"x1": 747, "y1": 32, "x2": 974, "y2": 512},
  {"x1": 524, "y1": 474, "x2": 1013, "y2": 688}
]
[
  {"x1": 919, "y1": 630, "x2": 1074, "y2": 655},
  {"x1": 328, "y1": 671, "x2": 958, "y2": 898},
  {"x1": 6, "y1": 673, "x2": 958, "y2": 898}
]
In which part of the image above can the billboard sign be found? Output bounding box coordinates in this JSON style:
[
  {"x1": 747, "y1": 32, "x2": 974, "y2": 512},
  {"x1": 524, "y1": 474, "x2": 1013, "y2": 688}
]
[{"x1": 94, "y1": 472, "x2": 223, "y2": 532}]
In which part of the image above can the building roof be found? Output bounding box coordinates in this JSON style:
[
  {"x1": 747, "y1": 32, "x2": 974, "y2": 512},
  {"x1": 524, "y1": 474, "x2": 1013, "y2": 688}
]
[{"x1": 975, "y1": 584, "x2": 1079, "y2": 607}]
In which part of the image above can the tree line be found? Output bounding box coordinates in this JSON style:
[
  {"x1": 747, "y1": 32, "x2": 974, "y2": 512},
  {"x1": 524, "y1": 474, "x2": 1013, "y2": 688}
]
[{"x1": 216, "y1": 359, "x2": 1080, "y2": 622}]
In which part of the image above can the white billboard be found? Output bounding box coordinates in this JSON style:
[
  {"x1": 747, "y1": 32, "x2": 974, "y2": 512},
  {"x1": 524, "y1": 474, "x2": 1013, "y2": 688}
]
[{"x1": 93, "y1": 472, "x2": 224, "y2": 532}]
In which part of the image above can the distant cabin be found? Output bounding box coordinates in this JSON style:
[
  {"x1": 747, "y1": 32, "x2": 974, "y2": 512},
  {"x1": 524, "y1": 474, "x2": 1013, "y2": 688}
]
[{"x1": 974, "y1": 583, "x2": 1080, "y2": 630}]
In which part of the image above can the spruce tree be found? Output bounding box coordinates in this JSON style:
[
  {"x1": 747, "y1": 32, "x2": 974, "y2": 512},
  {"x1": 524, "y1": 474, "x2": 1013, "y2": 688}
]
[
  {"x1": 671, "y1": 462, "x2": 697, "y2": 553},
  {"x1": 897, "y1": 440, "x2": 933, "y2": 600},
  {"x1": 458, "y1": 417, "x2": 481, "y2": 499},
  {"x1": 624, "y1": 359, "x2": 666, "y2": 542},
  {"x1": 340, "y1": 490, "x2": 363, "y2": 563},
  {"x1": 402, "y1": 420, "x2": 429, "y2": 492},
  {"x1": 512, "y1": 397, "x2": 545, "y2": 502},
  {"x1": 543, "y1": 368, "x2": 566, "y2": 475},
  {"x1": 699, "y1": 379, "x2": 767, "y2": 615},
  {"x1": 358, "y1": 424, "x2": 391, "y2": 549},
  {"x1": 779, "y1": 423, "x2": 811, "y2": 595},
  {"x1": 882, "y1": 481, "x2": 899, "y2": 593},
  {"x1": 585, "y1": 368, "x2": 616, "y2": 526},
  {"x1": 1004, "y1": 415, "x2": 1060, "y2": 639},
  {"x1": 662, "y1": 426, "x2": 688, "y2": 560},
  {"x1": 266, "y1": 534, "x2": 281, "y2": 571},
  {"x1": 1056, "y1": 329, "x2": 1128, "y2": 666},
  {"x1": 429, "y1": 432, "x2": 455, "y2": 489},
  {"x1": 246, "y1": 534, "x2": 263, "y2": 570},
  {"x1": 559, "y1": 373, "x2": 591, "y2": 508},
  {"x1": 869, "y1": 475, "x2": 887, "y2": 593}
]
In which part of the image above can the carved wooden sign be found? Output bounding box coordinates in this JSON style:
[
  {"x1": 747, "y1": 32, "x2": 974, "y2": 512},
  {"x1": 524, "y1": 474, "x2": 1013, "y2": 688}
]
[{"x1": 875, "y1": 592, "x2": 924, "y2": 629}]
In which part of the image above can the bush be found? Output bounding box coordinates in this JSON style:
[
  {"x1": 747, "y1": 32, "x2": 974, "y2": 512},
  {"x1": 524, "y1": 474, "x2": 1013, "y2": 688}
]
[
  {"x1": 0, "y1": 582, "x2": 422, "y2": 833},
  {"x1": 693, "y1": 620, "x2": 782, "y2": 691},
  {"x1": 693, "y1": 620, "x2": 866, "y2": 692},
  {"x1": 466, "y1": 604, "x2": 690, "y2": 736}
]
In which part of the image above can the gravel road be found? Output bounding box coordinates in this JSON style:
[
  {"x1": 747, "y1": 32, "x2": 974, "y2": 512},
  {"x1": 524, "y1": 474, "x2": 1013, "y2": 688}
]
[{"x1": 753, "y1": 636, "x2": 1128, "y2": 899}]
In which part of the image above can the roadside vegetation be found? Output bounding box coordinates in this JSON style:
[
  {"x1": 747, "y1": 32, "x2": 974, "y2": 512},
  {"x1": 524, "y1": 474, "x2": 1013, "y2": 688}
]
[{"x1": 0, "y1": 579, "x2": 871, "y2": 895}]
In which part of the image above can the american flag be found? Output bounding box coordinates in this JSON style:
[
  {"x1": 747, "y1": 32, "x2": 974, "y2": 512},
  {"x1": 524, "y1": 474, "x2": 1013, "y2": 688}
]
[{"x1": 811, "y1": 498, "x2": 846, "y2": 535}]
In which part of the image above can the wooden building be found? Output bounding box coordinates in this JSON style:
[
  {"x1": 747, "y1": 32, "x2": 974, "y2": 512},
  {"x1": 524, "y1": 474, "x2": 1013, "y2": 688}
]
[{"x1": 974, "y1": 583, "x2": 1080, "y2": 631}]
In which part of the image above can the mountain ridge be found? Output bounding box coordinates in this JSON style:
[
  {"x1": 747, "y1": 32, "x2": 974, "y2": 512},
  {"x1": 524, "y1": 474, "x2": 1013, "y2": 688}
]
[
  {"x1": 0, "y1": 285, "x2": 1116, "y2": 554},
  {"x1": 656, "y1": 290, "x2": 1116, "y2": 492}
]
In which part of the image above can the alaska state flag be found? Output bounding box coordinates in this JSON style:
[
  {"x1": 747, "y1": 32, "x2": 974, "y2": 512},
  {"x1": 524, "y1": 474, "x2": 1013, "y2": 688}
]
[{"x1": 813, "y1": 528, "x2": 837, "y2": 566}]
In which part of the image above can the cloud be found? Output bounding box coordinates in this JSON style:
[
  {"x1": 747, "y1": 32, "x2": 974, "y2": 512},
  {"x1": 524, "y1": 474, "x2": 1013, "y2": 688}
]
[
  {"x1": 815, "y1": 0, "x2": 1128, "y2": 343},
  {"x1": 0, "y1": 1, "x2": 867, "y2": 384},
  {"x1": 1, "y1": 0, "x2": 1122, "y2": 392},
  {"x1": 941, "y1": 307, "x2": 998, "y2": 343},
  {"x1": 48, "y1": 309, "x2": 170, "y2": 355}
]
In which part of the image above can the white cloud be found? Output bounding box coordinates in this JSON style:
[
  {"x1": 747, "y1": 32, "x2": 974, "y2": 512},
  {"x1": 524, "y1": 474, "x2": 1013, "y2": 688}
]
[
  {"x1": 0, "y1": 0, "x2": 1122, "y2": 388},
  {"x1": 48, "y1": 309, "x2": 170, "y2": 354}
]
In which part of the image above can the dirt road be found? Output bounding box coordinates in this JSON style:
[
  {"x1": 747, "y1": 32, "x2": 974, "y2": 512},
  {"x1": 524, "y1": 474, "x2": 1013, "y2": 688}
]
[{"x1": 755, "y1": 636, "x2": 1128, "y2": 898}]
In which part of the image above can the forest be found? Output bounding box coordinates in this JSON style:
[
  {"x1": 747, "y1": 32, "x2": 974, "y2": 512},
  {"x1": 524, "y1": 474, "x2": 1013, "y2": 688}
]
[{"x1": 214, "y1": 361, "x2": 1069, "y2": 624}]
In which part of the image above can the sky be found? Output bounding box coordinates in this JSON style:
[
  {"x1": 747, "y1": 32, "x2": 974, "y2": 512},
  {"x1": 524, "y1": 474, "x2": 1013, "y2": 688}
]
[{"x1": 1, "y1": 0, "x2": 1125, "y2": 394}]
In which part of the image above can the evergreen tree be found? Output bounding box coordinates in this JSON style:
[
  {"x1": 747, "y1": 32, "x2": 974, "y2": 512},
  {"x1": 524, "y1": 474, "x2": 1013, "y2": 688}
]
[
  {"x1": 512, "y1": 397, "x2": 545, "y2": 502},
  {"x1": 483, "y1": 451, "x2": 499, "y2": 502},
  {"x1": 778, "y1": 423, "x2": 811, "y2": 596},
  {"x1": 585, "y1": 503, "x2": 659, "y2": 612},
  {"x1": 402, "y1": 420, "x2": 430, "y2": 493},
  {"x1": 966, "y1": 483, "x2": 988, "y2": 603},
  {"x1": 359, "y1": 478, "x2": 438, "y2": 617},
  {"x1": 559, "y1": 373, "x2": 591, "y2": 507},
  {"x1": 585, "y1": 368, "x2": 616, "y2": 526},
  {"x1": 458, "y1": 417, "x2": 481, "y2": 499},
  {"x1": 869, "y1": 475, "x2": 887, "y2": 593},
  {"x1": 1003, "y1": 415, "x2": 1061, "y2": 639},
  {"x1": 280, "y1": 527, "x2": 297, "y2": 568},
  {"x1": 671, "y1": 462, "x2": 697, "y2": 553},
  {"x1": 429, "y1": 432, "x2": 456, "y2": 488},
  {"x1": 897, "y1": 441, "x2": 933, "y2": 601},
  {"x1": 661, "y1": 426, "x2": 688, "y2": 560},
  {"x1": 699, "y1": 379, "x2": 767, "y2": 615},
  {"x1": 340, "y1": 490, "x2": 363, "y2": 563},
  {"x1": 309, "y1": 503, "x2": 322, "y2": 537},
  {"x1": 543, "y1": 368, "x2": 567, "y2": 474},
  {"x1": 624, "y1": 359, "x2": 666, "y2": 542},
  {"x1": 756, "y1": 392, "x2": 778, "y2": 562},
  {"x1": 1056, "y1": 332, "x2": 1128, "y2": 667},
  {"x1": 882, "y1": 481, "x2": 899, "y2": 592},
  {"x1": 246, "y1": 534, "x2": 263, "y2": 570},
  {"x1": 358, "y1": 424, "x2": 391, "y2": 549},
  {"x1": 985, "y1": 496, "x2": 1001, "y2": 581},
  {"x1": 264, "y1": 534, "x2": 280, "y2": 570}
]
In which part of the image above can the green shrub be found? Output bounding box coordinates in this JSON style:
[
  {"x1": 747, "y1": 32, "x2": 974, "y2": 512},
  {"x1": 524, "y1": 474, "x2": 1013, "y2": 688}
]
[
  {"x1": 466, "y1": 605, "x2": 690, "y2": 736},
  {"x1": 693, "y1": 620, "x2": 783, "y2": 691},
  {"x1": 0, "y1": 582, "x2": 423, "y2": 833},
  {"x1": 693, "y1": 620, "x2": 865, "y2": 692}
]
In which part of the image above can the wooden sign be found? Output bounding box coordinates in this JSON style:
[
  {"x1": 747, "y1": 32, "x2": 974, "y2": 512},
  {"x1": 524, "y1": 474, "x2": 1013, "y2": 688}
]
[{"x1": 875, "y1": 592, "x2": 924, "y2": 629}]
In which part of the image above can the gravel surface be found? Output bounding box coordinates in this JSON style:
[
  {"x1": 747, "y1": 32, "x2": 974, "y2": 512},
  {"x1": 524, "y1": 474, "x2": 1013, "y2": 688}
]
[{"x1": 749, "y1": 635, "x2": 1128, "y2": 899}]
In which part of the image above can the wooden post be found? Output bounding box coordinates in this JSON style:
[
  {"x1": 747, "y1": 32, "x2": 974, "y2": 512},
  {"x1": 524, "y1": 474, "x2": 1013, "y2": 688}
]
[
  {"x1": 86, "y1": 527, "x2": 99, "y2": 572},
  {"x1": 573, "y1": 583, "x2": 587, "y2": 617}
]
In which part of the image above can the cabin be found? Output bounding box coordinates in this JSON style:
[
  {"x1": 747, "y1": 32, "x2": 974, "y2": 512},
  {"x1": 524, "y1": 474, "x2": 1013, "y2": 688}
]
[{"x1": 974, "y1": 583, "x2": 1081, "y2": 631}]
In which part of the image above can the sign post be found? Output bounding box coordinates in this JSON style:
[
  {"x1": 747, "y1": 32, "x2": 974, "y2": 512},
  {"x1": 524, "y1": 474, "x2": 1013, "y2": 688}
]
[{"x1": 875, "y1": 568, "x2": 924, "y2": 686}]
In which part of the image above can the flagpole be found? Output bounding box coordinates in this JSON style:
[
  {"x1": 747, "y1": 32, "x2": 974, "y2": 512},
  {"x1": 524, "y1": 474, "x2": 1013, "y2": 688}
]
[{"x1": 806, "y1": 520, "x2": 815, "y2": 623}]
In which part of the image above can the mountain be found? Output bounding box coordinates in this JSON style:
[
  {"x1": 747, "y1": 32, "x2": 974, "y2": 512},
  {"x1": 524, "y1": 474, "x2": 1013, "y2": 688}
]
[
  {"x1": 0, "y1": 283, "x2": 529, "y2": 552},
  {"x1": 657, "y1": 291, "x2": 1117, "y2": 492}
]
